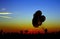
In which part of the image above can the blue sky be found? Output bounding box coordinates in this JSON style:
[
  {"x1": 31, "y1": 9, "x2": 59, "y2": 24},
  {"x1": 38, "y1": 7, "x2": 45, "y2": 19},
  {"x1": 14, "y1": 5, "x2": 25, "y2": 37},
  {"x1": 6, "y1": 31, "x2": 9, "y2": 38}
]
[
  {"x1": 0, "y1": 0, "x2": 60, "y2": 29},
  {"x1": 0, "y1": 0, "x2": 60, "y2": 19}
]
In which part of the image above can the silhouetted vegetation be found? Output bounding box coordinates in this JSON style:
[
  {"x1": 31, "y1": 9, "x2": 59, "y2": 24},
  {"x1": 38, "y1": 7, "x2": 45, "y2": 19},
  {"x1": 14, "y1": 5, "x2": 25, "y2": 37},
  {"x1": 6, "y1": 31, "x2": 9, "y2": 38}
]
[
  {"x1": 44, "y1": 28, "x2": 48, "y2": 34},
  {"x1": 0, "y1": 30, "x2": 60, "y2": 39},
  {"x1": 32, "y1": 10, "x2": 46, "y2": 28}
]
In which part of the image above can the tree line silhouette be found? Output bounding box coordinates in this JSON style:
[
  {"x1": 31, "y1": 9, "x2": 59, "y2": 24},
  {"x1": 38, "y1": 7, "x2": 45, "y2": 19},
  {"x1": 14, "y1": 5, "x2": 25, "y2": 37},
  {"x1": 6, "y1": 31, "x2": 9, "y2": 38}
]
[{"x1": 0, "y1": 30, "x2": 60, "y2": 39}]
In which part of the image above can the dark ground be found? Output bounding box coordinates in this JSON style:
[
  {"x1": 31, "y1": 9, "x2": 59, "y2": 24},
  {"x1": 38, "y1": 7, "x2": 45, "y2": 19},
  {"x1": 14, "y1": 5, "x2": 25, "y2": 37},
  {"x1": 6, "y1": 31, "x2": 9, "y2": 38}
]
[{"x1": 0, "y1": 30, "x2": 60, "y2": 39}]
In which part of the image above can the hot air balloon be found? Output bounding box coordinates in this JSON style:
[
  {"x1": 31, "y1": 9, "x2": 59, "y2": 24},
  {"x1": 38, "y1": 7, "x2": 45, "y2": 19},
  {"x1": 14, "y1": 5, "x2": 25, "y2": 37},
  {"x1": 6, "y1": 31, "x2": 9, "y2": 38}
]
[{"x1": 32, "y1": 10, "x2": 46, "y2": 28}]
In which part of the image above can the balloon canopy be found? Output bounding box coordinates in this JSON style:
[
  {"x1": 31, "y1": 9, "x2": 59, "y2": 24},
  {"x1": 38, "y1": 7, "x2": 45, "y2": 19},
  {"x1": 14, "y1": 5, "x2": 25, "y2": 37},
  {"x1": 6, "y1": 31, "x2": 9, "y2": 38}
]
[{"x1": 32, "y1": 10, "x2": 46, "y2": 28}]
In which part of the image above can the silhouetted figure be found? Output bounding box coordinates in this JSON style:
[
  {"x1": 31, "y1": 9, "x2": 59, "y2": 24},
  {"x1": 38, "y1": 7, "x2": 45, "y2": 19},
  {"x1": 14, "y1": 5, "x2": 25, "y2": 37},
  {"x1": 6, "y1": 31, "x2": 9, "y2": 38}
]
[{"x1": 32, "y1": 10, "x2": 46, "y2": 28}]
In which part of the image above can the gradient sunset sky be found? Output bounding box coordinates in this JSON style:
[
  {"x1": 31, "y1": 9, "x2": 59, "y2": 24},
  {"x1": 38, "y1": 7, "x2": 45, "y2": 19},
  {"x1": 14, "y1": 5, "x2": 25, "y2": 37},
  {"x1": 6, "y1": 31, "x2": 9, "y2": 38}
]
[{"x1": 0, "y1": 0, "x2": 60, "y2": 33}]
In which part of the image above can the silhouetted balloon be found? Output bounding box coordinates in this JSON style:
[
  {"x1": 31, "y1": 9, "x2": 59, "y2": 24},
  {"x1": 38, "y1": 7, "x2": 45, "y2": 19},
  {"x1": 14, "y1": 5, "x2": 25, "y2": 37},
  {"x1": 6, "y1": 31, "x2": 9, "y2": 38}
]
[
  {"x1": 32, "y1": 17, "x2": 41, "y2": 27},
  {"x1": 33, "y1": 10, "x2": 42, "y2": 17},
  {"x1": 32, "y1": 10, "x2": 46, "y2": 28},
  {"x1": 40, "y1": 15, "x2": 46, "y2": 22}
]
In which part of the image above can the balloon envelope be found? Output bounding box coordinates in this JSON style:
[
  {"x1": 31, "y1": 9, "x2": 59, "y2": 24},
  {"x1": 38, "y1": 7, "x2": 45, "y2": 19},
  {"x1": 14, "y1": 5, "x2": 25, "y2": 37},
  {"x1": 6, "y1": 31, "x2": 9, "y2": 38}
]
[{"x1": 32, "y1": 10, "x2": 46, "y2": 28}]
